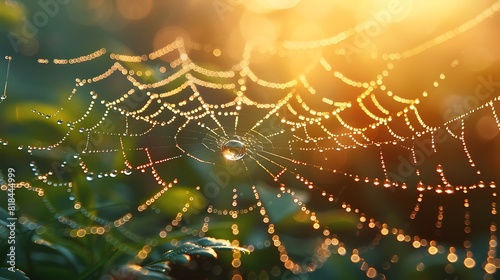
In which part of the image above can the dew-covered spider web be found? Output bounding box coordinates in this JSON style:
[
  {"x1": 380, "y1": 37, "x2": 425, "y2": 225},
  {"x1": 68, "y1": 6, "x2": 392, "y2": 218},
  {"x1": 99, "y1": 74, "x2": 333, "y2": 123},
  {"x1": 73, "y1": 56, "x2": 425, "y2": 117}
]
[{"x1": 2, "y1": 0, "x2": 500, "y2": 279}]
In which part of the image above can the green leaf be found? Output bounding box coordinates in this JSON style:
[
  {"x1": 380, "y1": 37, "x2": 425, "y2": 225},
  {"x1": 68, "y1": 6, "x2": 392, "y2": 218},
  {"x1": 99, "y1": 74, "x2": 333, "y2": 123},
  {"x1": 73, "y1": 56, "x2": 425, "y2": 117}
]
[
  {"x1": 29, "y1": 232, "x2": 90, "y2": 271},
  {"x1": 112, "y1": 264, "x2": 173, "y2": 280},
  {"x1": 31, "y1": 236, "x2": 82, "y2": 270},
  {"x1": 160, "y1": 243, "x2": 200, "y2": 261},
  {"x1": 186, "y1": 247, "x2": 218, "y2": 258},
  {"x1": 75, "y1": 249, "x2": 117, "y2": 280},
  {"x1": 146, "y1": 237, "x2": 251, "y2": 267},
  {"x1": 145, "y1": 262, "x2": 171, "y2": 274},
  {"x1": 0, "y1": 268, "x2": 30, "y2": 280},
  {"x1": 194, "y1": 237, "x2": 231, "y2": 247},
  {"x1": 208, "y1": 245, "x2": 250, "y2": 253},
  {"x1": 165, "y1": 254, "x2": 190, "y2": 265},
  {"x1": 194, "y1": 237, "x2": 250, "y2": 254}
]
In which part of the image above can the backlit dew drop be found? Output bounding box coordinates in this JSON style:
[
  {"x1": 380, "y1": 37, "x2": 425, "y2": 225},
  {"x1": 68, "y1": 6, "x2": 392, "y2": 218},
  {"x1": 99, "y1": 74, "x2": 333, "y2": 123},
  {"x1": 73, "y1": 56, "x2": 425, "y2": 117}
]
[
  {"x1": 417, "y1": 181, "x2": 425, "y2": 191},
  {"x1": 436, "y1": 164, "x2": 443, "y2": 173},
  {"x1": 383, "y1": 179, "x2": 391, "y2": 188},
  {"x1": 445, "y1": 184, "x2": 454, "y2": 194},
  {"x1": 86, "y1": 172, "x2": 94, "y2": 181},
  {"x1": 123, "y1": 169, "x2": 132, "y2": 175},
  {"x1": 435, "y1": 185, "x2": 443, "y2": 194},
  {"x1": 57, "y1": 119, "x2": 63, "y2": 125},
  {"x1": 221, "y1": 139, "x2": 246, "y2": 161}
]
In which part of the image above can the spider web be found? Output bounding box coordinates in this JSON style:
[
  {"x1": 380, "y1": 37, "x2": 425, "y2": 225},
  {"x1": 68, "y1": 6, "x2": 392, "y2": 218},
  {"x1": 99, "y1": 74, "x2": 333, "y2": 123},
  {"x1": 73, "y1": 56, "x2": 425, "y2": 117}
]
[{"x1": 2, "y1": 1, "x2": 500, "y2": 279}]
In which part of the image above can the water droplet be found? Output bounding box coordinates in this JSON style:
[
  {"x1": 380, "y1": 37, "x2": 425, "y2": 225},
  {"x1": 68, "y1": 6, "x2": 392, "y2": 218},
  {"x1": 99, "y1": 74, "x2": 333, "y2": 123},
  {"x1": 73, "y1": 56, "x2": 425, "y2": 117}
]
[
  {"x1": 110, "y1": 170, "x2": 118, "y2": 177},
  {"x1": 86, "y1": 172, "x2": 94, "y2": 181},
  {"x1": 69, "y1": 194, "x2": 75, "y2": 201},
  {"x1": 123, "y1": 169, "x2": 132, "y2": 175},
  {"x1": 436, "y1": 164, "x2": 443, "y2": 173},
  {"x1": 18, "y1": 145, "x2": 23, "y2": 150},
  {"x1": 57, "y1": 119, "x2": 63, "y2": 125},
  {"x1": 383, "y1": 179, "x2": 391, "y2": 188},
  {"x1": 221, "y1": 139, "x2": 246, "y2": 161},
  {"x1": 435, "y1": 185, "x2": 443, "y2": 193},
  {"x1": 417, "y1": 181, "x2": 425, "y2": 191},
  {"x1": 445, "y1": 184, "x2": 454, "y2": 194}
]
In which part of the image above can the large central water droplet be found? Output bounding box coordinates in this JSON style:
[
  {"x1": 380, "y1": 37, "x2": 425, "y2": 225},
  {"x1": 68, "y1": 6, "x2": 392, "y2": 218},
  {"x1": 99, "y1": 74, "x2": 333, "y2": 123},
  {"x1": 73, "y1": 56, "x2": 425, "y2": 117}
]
[{"x1": 221, "y1": 139, "x2": 246, "y2": 161}]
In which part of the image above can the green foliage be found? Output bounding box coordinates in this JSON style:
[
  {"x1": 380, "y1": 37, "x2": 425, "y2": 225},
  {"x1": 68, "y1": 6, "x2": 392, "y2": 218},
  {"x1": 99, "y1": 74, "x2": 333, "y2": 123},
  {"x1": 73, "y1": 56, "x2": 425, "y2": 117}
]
[
  {"x1": 155, "y1": 237, "x2": 250, "y2": 264},
  {"x1": 111, "y1": 264, "x2": 174, "y2": 280},
  {"x1": 136, "y1": 237, "x2": 250, "y2": 279},
  {"x1": 0, "y1": 232, "x2": 249, "y2": 280},
  {"x1": 76, "y1": 250, "x2": 117, "y2": 280},
  {"x1": 0, "y1": 268, "x2": 30, "y2": 280}
]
